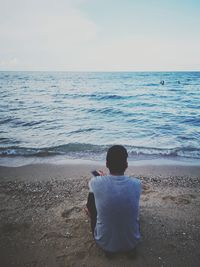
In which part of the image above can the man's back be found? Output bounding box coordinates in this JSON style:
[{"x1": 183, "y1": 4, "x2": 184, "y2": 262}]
[{"x1": 89, "y1": 175, "x2": 141, "y2": 252}]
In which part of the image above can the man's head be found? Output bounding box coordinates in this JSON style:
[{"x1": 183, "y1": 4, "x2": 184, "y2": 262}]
[{"x1": 106, "y1": 145, "x2": 128, "y2": 175}]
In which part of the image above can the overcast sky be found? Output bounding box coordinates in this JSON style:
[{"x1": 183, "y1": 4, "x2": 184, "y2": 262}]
[{"x1": 0, "y1": 0, "x2": 200, "y2": 71}]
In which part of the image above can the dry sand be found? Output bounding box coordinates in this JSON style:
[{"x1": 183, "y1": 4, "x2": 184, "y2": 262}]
[{"x1": 0, "y1": 163, "x2": 200, "y2": 267}]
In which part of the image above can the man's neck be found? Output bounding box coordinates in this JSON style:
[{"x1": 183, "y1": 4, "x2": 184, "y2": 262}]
[{"x1": 110, "y1": 172, "x2": 124, "y2": 176}]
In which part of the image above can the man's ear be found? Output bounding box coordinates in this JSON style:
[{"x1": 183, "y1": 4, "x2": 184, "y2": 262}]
[{"x1": 126, "y1": 161, "x2": 128, "y2": 169}]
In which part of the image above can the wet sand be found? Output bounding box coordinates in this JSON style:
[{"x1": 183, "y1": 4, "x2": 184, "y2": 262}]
[{"x1": 0, "y1": 163, "x2": 200, "y2": 267}]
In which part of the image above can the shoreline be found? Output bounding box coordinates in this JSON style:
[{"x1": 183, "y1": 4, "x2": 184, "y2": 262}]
[
  {"x1": 0, "y1": 163, "x2": 200, "y2": 266},
  {"x1": 0, "y1": 154, "x2": 200, "y2": 169},
  {"x1": 0, "y1": 162, "x2": 200, "y2": 182}
]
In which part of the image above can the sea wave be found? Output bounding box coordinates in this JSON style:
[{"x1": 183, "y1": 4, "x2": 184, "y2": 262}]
[
  {"x1": 0, "y1": 144, "x2": 200, "y2": 160},
  {"x1": 58, "y1": 93, "x2": 130, "y2": 101},
  {"x1": 1, "y1": 71, "x2": 200, "y2": 164}
]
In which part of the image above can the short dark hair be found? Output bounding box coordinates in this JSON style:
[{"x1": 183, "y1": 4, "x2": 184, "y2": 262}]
[{"x1": 106, "y1": 145, "x2": 128, "y2": 174}]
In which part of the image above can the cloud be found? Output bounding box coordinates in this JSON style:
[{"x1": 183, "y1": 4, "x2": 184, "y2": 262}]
[
  {"x1": 0, "y1": 57, "x2": 18, "y2": 68},
  {"x1": 0, "y1": 0, "x2": 98, "y2": 70},
  {"x1": 73, "y1": 35, "x2": 200, "y2": 71},
  {"x1": 0, "y1": 0, "x2": 200, "y2": 70}
]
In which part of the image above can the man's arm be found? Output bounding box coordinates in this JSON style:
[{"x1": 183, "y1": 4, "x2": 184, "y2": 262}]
[{"x1": 86, "y1": 192, "x2": 97, "y2": 234}]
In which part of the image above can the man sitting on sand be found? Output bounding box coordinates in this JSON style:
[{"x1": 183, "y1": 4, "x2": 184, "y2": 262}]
[{"x1": 86, "y1": 145, "x2": 141, "y2": 254}]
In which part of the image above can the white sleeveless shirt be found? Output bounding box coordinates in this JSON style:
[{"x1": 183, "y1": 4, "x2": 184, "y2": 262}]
[{"x1": 89, "y1": 175, "x2": 141, "y2": 252}]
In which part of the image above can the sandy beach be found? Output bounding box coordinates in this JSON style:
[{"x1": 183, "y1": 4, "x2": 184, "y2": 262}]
[{"x1": 0, "y1": 163, "x2": 200, "y2": 267}]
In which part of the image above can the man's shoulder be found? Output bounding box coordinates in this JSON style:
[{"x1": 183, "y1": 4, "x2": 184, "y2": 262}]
[
  {"x1": 89, "y1": 175, "x2": 109, "y2": 192},
  {"x1": 90, "y1": 175, "x2": 141, "y2": 185},
  {"x1": 89, "y1": 176, "x2": 107, "y2": 186},
  {"x1": 127, "y1": 176, "x2": 142, "y2": 189},
  {"x1": 90, "y1": 175, "x2": 109, "y2": 184},
  {"x1": 130, "y1": 176, "x2": 141, "y2": 184}
]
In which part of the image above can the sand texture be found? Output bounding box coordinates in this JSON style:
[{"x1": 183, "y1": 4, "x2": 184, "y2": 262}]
[{"x1": 0, "y1": 163, "x2": 200, "y2": 267}]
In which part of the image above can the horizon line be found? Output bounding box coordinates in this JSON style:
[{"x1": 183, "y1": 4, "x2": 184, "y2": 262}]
[{"x1": 0, "y1": 70, "x2": 200, "y2": 73}]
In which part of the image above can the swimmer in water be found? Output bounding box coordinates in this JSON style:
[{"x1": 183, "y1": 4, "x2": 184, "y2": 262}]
[{"x1": 160, "y1": 80, "x2": 165, "y2": 85}]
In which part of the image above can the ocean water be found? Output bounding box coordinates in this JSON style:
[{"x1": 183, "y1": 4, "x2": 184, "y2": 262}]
[{"x1": 0, "y1": 71, "x2": 200, "y2": 166}]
